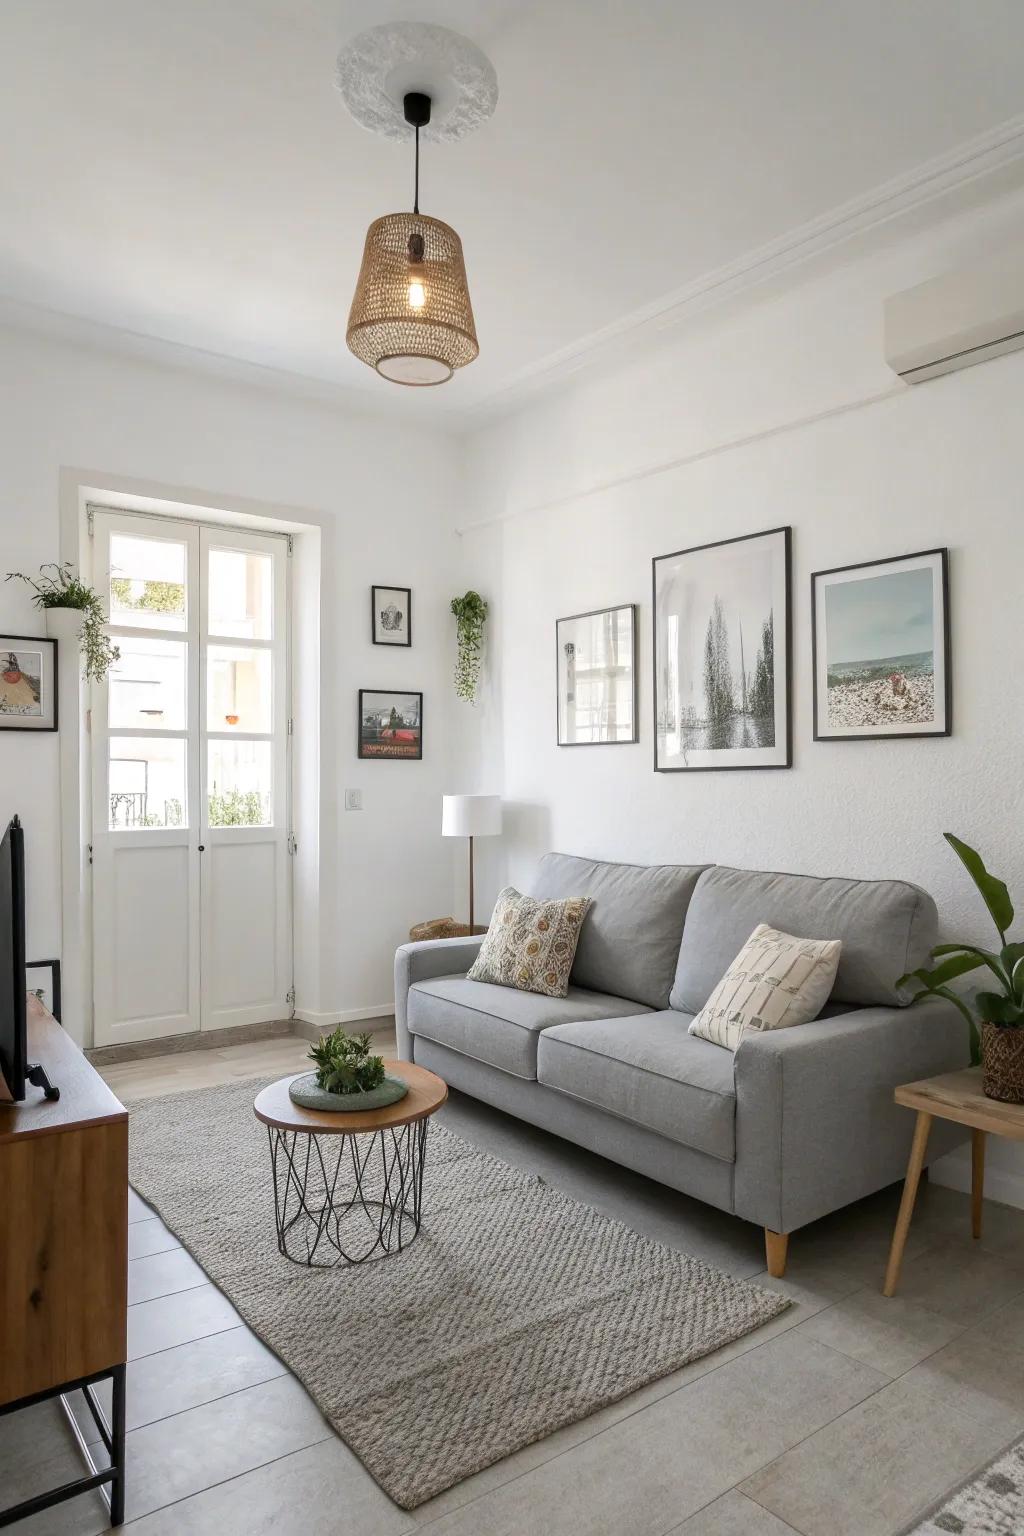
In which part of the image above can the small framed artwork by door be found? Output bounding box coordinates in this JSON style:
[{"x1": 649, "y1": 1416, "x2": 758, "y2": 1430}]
[
  {"x1": 0, "y1": 635, "x2": 57, "y2": 731},
  {"x1": 811, "y1": 548, "x2": 951, "y2": 740},
  {"x1": 372, "y1": 586, "x2": 411, "y2": 646},
  {"x1": 556, "y1": 604, "x2": 638, "y2": 746},
  {"x1": 358, "y1": 690, "x2": 423, "y2": 760}
]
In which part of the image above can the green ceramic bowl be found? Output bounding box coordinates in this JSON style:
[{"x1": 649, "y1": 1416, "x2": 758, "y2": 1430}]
[{"x1": 287, "y1": 1072, "x2": 409, "y2": 1113}]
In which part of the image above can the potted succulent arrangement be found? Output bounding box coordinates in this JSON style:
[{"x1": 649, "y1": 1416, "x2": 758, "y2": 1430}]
[
  {"x1": 451, "y1": 590, "x2": 488, "y2": 704},
  {"x1": 5, "y1": 562, "x2": 120, "y2": 682},
  {"x1": 898, "y1": 833, "x2": 1024, "y2": 1102},
  {"x1": 288, "y1": 1027, "x2": 408, "y2": 1112}
]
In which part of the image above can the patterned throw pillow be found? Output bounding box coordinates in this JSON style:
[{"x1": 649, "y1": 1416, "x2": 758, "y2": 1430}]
[
  {"x1": 468, "y1": 887, "x2": 593, "y2": 998},
  {"x1": 688, "y1": 923, "x2": 842, "y2": 1051}
]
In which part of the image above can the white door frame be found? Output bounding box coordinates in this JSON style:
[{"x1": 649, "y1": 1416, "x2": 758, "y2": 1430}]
[{"x1": 89, "y1": 507, "x2": 293, "y2": 1047}]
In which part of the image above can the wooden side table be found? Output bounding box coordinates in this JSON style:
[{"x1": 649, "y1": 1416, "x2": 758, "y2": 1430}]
[
  {"x1": 253, "y1": 1061, "x2": 447, "y2": 1268},
  {"x1": 883, "y1": 1067, "x2": 1024, "y2": 1296}
]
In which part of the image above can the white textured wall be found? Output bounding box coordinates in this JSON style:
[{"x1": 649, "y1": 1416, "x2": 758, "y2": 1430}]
[
  {"x1": 457, "y1": 187, "x2": 1024, "y2": 1202},
  {"x1": 0, "y1": 326, "x2": 461, "y2": 1030}
]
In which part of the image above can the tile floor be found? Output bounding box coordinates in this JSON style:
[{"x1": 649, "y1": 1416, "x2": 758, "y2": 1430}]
[{"x1": 4, "y1": 1034, "x2": 1024, "y2": 1536}]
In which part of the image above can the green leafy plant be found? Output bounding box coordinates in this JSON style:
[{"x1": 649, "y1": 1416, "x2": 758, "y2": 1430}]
[
  {"x1": 110, "y1": 576, "x2": 185, "y2": 616},
  {"x1": 5, "y1": 562, "x2": 120, "y2": 682},
  {"x1": 897, "y1": 833, "x2": 1024, "y2": 1065},
  {"x1": 208, "y1": 787, "x2": 266, "y2": 826},
  {"x1": 307, "y1": 1028, "x2": 386, "y2": 1095},
  {"x1": 451, "y1": 590, "x2": 488, "y2": 703}
]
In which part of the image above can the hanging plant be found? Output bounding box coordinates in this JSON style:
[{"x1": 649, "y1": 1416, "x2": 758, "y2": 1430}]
[
  {"x1": 450, "y1": 590, "x2": 488, "y2": 703},
  {"x1": 5, "y1": 562, "x2": 120, "y2": 682}
]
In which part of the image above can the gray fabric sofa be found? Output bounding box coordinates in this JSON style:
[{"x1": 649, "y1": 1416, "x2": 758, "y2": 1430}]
[{"x1": 394, "y1": 853, "x2": 970, "y2": 1276}]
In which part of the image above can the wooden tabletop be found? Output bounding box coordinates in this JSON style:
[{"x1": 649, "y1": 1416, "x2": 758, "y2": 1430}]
[
  {"x1": 895, "y1": 1067, "x2": 1024, "y2": 1140},
  {"x1": 253, "y1": 1061, "x2": 447, "y2": 1134},
  {"x1": 0, "y1": 997, "x2": 127, "y2": 1141}
]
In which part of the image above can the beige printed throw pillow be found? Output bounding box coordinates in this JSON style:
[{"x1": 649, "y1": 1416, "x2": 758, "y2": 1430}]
[
  {"x1": 688, "y1": 923, "x2": 842, "y2": 1051},
  {"x1": 468, "y1": 887, "x2": 592, "y2": 999}
]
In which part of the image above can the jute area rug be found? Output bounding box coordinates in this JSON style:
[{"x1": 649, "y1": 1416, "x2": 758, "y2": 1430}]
[
  {"x1": 127, "y1": 1077, "x2": 789, "y2": 1509},
  {"x1": 906, "y1": 1435, "x2": 1024, "y2": 1535}
]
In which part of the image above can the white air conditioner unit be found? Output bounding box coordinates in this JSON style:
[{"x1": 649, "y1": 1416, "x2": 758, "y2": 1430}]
[{"x1": 884, "y1": 253, "x2": 1024, "y2": 384}]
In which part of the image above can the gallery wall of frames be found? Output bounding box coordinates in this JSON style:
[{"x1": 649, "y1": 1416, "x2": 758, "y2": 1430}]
[{"x1": 555, "y1": 530, "x2": 951, "y2": 769}]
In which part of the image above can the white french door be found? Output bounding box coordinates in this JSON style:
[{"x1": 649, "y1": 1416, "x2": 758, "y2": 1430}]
[{"x1": 90, "y1": 511, "x2": 292, "y2": 1046}]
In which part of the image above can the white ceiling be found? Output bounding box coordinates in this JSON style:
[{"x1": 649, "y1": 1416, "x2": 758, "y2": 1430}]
[{"x1": 2, "y1": 0, "x2": 1024, "y2": 419}]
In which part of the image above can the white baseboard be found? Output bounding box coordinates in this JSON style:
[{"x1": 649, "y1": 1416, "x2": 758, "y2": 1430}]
[
  {"x1": 930, "y1": 1147, "x2": 1024, "y2": 1210},
  {"x1": 292, "y1": 1006, "x2": 395, "y2": 1028}
]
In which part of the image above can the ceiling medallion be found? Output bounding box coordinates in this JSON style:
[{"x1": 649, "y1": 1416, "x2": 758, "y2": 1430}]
[{"x1": 337, "y1": 24, "x2": 497, "y2": 386}]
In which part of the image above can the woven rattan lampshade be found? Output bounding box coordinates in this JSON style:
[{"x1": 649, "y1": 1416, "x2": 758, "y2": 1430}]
[{"x1": 347, "y1": 211, "x2": 478, "y2": 386}]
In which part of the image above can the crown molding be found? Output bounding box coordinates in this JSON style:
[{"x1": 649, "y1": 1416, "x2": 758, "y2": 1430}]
[
  {"x1": 3, "y1": 113, "x2": 1024, "y2": 431},
  {"x1": 0, "y1": 296, "x2": 474, "y2": 432},
  {"x1": 468, "y1": 111, "x2": 1024, "y2": 419}
]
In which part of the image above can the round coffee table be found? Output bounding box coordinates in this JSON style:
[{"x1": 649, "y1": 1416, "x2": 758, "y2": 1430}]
[{"x1": 253, "y1": 1062, "x2": 447, "y2": 1268}]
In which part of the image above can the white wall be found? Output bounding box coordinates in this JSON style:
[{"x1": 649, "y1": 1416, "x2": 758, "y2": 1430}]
[
  {"x1": 457, "y1": 186, "x2": 1024, "y2": 1202},
  {"x1": 0, "y1": 325, "x2": 461, "y2": 1034}
]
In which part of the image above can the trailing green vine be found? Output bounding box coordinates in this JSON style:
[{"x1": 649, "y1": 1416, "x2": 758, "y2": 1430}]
[
  {"x1": 451, "y1": 590, "x2": 488, "y2": 703},
  {"x1": 5, "y1": 562, "x2": 120, "y2": 682}
]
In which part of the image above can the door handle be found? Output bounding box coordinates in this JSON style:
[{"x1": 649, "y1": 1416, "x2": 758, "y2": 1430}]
[{"x1": 198, "y1": 844, "x2": 205, "y2": 852}]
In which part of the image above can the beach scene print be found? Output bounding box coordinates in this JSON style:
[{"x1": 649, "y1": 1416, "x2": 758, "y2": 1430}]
[
  {"x1": 823, "y1": 565, "x2": 936, "y2": 730},
  {"x1": 0, "y1": 650, "x2": 43, "y2": 716}
]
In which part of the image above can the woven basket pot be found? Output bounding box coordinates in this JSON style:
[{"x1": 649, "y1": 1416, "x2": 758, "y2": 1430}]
[{"x1": 982, "y1": 1021, "x2": 1024, "y2": 1103}]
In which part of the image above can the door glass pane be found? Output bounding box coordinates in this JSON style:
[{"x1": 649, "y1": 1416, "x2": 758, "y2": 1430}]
[
  {"x1": 109, "y1": 534, "x2": 187, "y2": 631},
  {"x1": 208, "y1": 741, "x2": 271, "y2": 826},
  {"x1": 108, "y1": 638, "x2": 187, "y2": 730},
  {"x1": 208, "y1": 548, "x2": 272, "y2": 640},
  {"x1": 109, "y1": 738, "x2": 186, "y2": 828},
  {"x1": 207, "y1": 646, "x2": 271, "y2": 733}
]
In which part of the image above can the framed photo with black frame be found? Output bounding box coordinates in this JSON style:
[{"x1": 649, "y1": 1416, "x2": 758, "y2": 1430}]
[
  {"x1": 0, "y1": 635, "x2": 58, "y2": 732},
  {"x1": 556, "y1": 603, "x2": 638, "y2": 747},
  {"x1": 811, "y1": 547, "x2": 951, "y2": 741},
  {"x1": 652, "y1": 526, "x2": 791, "y2": 772},
  {"x1": 358, "y1": 689, "x2": 422, "y2": 760},
  {"x1": 371, "y1": 585, "x2": 412, "y2": 647}
]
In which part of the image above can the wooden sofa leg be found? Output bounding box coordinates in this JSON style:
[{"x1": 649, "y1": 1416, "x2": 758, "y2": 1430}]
[{"x1": 765, "y1": 1229, "x2": 789, "y2": 1278}]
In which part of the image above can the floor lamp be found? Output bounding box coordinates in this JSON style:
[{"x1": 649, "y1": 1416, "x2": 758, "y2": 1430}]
[{"x1": 441, "y1": 794, "x2": 502, "y2": 932}]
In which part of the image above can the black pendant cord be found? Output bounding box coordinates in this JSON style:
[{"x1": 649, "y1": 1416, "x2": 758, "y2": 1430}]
[{"x1": 403, "y1": 91, "x2": 430, "y2": 216}]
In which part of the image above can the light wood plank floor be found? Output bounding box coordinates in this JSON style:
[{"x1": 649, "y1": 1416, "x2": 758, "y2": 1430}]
[{"x1": 6, "y1": 1034, "x2": 1024, "y2": 1535}]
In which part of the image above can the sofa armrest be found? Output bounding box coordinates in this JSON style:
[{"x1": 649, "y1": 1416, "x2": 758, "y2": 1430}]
[
  {"x1": 394, "y1": 937, "x2": 486, "y2": 1060},
  {"x1": 733, "y1": 998, "x2": 970, "y2": 1234}
]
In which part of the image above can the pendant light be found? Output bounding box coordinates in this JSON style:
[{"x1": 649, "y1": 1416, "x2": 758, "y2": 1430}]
[{"x1": 346, "y1": 92, "x2": 479, "y2": 387}]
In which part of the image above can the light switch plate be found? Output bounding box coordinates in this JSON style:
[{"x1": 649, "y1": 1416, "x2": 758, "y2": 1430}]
[{"x1": 344, "y1": 788, "x2": 363, "y2": 811}]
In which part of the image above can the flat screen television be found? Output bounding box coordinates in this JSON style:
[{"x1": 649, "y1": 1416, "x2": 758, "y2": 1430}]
[{"x1": 0, "y1": 813, "x2": 28, "y2": 1101}]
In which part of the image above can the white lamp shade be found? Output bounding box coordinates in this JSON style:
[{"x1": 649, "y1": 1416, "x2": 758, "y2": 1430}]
[{"x1": 441, "y1": 794, "x2": 502, "y2": 838}]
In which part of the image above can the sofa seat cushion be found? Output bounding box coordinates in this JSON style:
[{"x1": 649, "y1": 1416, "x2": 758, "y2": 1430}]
[
  {"x1": 406, "y1": 975, "x2": 650, "y2": 1081},
  {"x1": 537, "y1": 1012, "x2": 736, "y2": 1161},
  {"x1": 530, "y1": 852, "x2": 709, "y2": 1010}
]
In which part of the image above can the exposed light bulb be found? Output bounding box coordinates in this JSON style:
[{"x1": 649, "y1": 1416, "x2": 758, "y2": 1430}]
[{"x1": 408, "y1": 277, "x2": 426, "y2": 310}]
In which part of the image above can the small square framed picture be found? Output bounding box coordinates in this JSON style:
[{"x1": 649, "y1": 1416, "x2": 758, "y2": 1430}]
[
  {"x1": 0, "y1": 636, "x2": 57, "y2": 731},
  {"x1": 811, "y1": 547, "x2": 951, "y2": 740},
  {"x1": 556, "y1": 605, "x2": 638, "y2": 746},
  {"x1": 358, "y1": 690, "x2": 422, "y2": 760},
  {"x1": 371, "y1": 586, "x2": 411, "y2": 647}
]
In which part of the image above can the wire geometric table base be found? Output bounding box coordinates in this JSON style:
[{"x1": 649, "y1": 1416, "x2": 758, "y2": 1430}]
[{"x1": 266, "y1": 1117, "x2": 428, "y2": 1267}]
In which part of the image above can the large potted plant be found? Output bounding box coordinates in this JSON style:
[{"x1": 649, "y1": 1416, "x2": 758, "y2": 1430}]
[
  {"x1": 6, "y1": 562, "x2": 120, "y2": 682},
  {"x1": 898, "y1": 833, "x2": 1024, "y2": 1102}
]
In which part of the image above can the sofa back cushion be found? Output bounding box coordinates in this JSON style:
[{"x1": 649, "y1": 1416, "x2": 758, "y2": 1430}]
[
  {"x1": 670, "y1": 865, "x2": 937, "y2": 1013},
  {"x1": 531, "y1": 852, "x2": 708, "y2": 1009}
]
